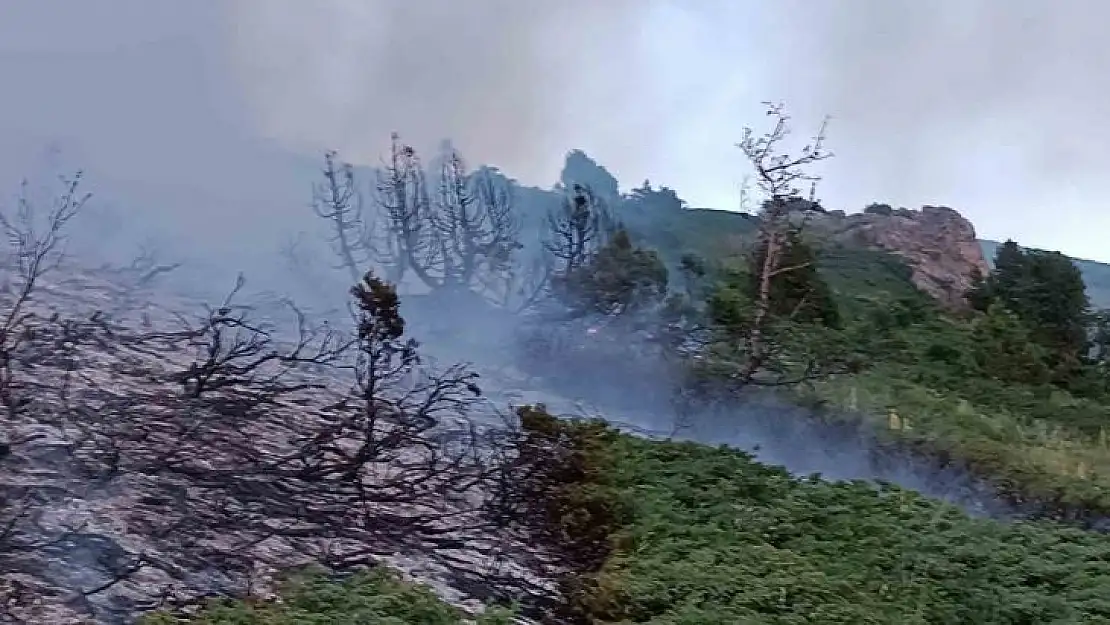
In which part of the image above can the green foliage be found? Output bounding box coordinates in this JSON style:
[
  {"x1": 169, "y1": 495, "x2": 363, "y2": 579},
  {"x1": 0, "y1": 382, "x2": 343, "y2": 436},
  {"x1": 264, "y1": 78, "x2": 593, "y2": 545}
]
[
  {"x1": 563, "y1": 228, "x2": 669, "y2": 317},
  {"x1": 310, "y1": 143, "x2": 1110, "y2": 624},
  {"x1": 694, "y1": 236, "x2": 855, "y2": 388},
  {"x1": 981, "y1": 240, "x2": 1110, "y2": 309},
  {"x1": 512, "y1": 405, "x2": 632, "y2": 621},
  {"x1": 140, "y1": 567, "x2": 515, "y2": 625},
  {"x1": 970, "y1": 303, "x2": 1051, "y2": 386},
  {"x1": 552, "y1": 427, "x2": 1110, "y2": 624},
  {"x1": 706, "y1": 264, "x2": 755, "y2": 333},
  {"x1": 863, "y1": 202, "x2": 894, "y2": 216},
  {"x1": 625, "y1": 180, "x2": 685, "y2": 213},
  {"x1": 747, "y1": 231, "x2": 840, "y2": 327},
  {"x1": 972, "y1": 239, "x2": 1091, "y2": 374}
]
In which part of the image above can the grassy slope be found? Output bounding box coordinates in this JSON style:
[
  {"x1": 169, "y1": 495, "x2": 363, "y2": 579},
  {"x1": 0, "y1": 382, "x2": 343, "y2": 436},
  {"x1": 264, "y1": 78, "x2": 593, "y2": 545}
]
[
  {"x1": 662, "y1": 210, "x2": 1110, "y2": 515},
  {"x1": 580, "y1": 426, "x2": 1110, "y2": 624},
  {"x1": 155, "y1": 210, "x2": 1110, "y2": 622}
]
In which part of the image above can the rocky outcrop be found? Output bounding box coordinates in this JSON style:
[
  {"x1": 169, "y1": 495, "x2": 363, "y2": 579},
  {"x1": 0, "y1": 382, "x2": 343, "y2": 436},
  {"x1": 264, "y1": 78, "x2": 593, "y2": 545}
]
[{"x1": 807, "y1": 205, "x2": 990, "y2": 308}]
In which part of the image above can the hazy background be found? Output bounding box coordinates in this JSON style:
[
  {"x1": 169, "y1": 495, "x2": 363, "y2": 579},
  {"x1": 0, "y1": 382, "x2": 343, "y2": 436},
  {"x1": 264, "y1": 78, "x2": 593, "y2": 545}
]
[{"x1": 0, "y1": 0, "x2": 1108, "y2": 265}]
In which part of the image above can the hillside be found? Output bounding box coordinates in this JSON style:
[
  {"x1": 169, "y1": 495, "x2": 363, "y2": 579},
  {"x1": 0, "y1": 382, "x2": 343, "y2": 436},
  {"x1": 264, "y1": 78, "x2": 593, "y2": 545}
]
[
  {"x1": 177, "y1": 150, "x2": 1110, "y2": 624},
  {"x1": 7, "y1": 138, "x2": 1110, "y2": 624}
]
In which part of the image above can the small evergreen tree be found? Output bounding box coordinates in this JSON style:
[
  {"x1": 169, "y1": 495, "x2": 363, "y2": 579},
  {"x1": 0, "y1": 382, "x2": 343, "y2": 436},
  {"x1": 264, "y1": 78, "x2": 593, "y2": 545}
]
[
  {"x1": 971, "y1": 303, "x2": 1051, "y2": 386},
  {"x1": 561, "y1": 228, "x2": 668, "y2": 318},
  {"x1": 746, "y1": 230, "x2": 840, "y2": 328},
  {"x1": 970, "y1": 240, "x2": 1090, "y2": 376}
]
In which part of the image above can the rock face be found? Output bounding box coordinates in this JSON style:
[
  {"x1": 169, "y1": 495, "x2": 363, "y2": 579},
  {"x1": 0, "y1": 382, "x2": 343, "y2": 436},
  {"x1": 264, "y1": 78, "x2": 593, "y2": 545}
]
[{"x1": 808, "y1": 205, "x2": 990, "y2": 308}]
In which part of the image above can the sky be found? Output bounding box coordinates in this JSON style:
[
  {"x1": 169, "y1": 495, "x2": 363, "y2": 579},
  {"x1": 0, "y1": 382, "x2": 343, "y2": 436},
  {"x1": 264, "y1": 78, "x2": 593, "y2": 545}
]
[{"x1": 0, "y1": 0, "x2": 1109, "y2": 263}]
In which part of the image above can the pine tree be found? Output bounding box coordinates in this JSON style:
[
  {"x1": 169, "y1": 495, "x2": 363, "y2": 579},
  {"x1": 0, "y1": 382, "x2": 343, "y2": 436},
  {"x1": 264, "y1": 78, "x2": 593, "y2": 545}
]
[
  {"x1": 561, "y1": 228, "x2": 668, "y2": 318},
  {"x1": 746, "y1": 231, "x2": 840, "y2": 328},
  {"x1": 972, "y1": 240, "x2": 1090, "y2": 376}
]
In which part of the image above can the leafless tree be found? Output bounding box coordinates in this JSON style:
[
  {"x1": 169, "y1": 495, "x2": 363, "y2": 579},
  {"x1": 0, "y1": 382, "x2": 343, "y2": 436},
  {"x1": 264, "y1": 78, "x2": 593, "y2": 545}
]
[
  {"x1": 126, "y1": 241, "x2": 183, "y2": 288},
  {"x1": 309, "y1": 137, "x2": 543, "y2": 316},
  {"x1": 374, "y1": 138, "x2": 525, "y2": 302},
  {"x1": 0, "y1": 171, "x2": 153, "y2": 623},
  {"x1": 312, "y1": 151, "x2": 375, "y2": 285},
  {"x1": 371, "y1": 134, "x2": 431, "y2": 287},
  {"x1": 543, "y1": 184, "x2": 614, "y2": 282},
  {"x1": 0, "y1": 171, "x2": 89, "y2": 419},
  {"x1": 46, "y1": 269, "x2": 549, "y2": 616},
  {"x1": 128, "y1": 274, "x2": 352, "y2": 402},
  {"x1": 97, "y1": 241, "x2": 186, "y2": 320},
  {"x1": 435, "y1": 152, "x2": 523, "y2": 300},
  {"x1": 0, "y1": 170, "x2": 565, "y2": 621},
  {"x1": 514, "y1": 182, "x2": 622, "y2": 320}
]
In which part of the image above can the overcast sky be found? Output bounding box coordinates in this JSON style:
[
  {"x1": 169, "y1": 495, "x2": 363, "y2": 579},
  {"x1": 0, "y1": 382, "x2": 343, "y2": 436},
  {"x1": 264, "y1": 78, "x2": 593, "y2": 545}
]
[{"x1": 1, "y1": 0, "x2": 1108, "y2": 263}]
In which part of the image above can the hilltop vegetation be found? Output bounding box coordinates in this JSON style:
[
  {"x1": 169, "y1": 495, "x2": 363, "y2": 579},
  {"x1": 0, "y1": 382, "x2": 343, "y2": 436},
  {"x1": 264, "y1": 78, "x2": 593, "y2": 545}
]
[
  {"x1": 162, "y1": 410, "x2": 1110, "y2": 625},
  {"x1": 982, "y1": 239, "x2": 1110, "y2": 308},
  {"x1": 190, "y1": 105, "x2": 1110, "y2": 622}
]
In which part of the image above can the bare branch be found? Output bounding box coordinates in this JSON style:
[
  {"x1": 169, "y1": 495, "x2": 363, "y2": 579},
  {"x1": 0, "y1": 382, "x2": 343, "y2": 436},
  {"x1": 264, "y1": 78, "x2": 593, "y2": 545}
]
[
  {"x1": 0, "y1": 171, "x2": 89, "y2": 418},
  {"x1": 312, "y1": 151, "x2": 372, "y2": 285},
  {"x1": 718, "y1": 102, "x2": 840, "y2": 389}
]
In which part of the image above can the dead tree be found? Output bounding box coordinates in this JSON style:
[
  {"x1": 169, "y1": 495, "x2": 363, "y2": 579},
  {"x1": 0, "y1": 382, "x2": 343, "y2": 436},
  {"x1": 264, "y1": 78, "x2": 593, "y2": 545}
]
[
  {"x1": 543, "y1": 184, "x2": 614, "y2": 281},
  {"x1": 0, "y1": 172, "x2": 545, "y2": 619},
  {"x1": 433, "y1": 150, "x2": 523, "y2": 298},
  {"x1": 371, "y1": 136, "x2": 525, "y2": 305},
  {"x1": 130, "y1": 274, "x2": 351, "y2": 403},
  {"x1": 508, "y1": 182, "x2": 621, "y2": 319},
  {"x1": 126, "y1": 241, "x2": 183, "y2": 288},
  {"x1": 99, "y1": 241, "x2": 185, "y2": 320},
  {"x1": 310, "y1": 137, "x2": 529, "y2": 312},
  {"x1": 0, "y1": 171, "x2": 155, "y2": 623},
  {"x1": 372, "y1": 134, "x2": 431, "y2": 287},
  {"x1": 729, "y1": 101, "x2": 833, "y2": 385},
  {"x1": 0, "y1": 171, "x2": 89, "y2": 418},
  {"x1": 62, "y1": 271, "x2": 534, "y2": 608},
  {"x1": 312, "y1": 151, "x2": 375, "y2": 285}
]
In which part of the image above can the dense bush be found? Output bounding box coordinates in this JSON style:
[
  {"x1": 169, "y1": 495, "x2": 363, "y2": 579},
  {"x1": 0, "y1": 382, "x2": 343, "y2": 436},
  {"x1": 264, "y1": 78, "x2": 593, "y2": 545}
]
[{"x1": 566, "y1": 427, "x2": 1110, "y2": 624}]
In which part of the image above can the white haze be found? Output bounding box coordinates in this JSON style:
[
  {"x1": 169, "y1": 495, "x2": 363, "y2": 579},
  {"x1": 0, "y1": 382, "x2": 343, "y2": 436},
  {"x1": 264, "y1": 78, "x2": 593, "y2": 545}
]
[
  {"x1": 0, "y1": 1, "x2": 1101, "y2": 521},
  {"x1": 2, "y1": 1, "x2": 1108, "y2": 261}
]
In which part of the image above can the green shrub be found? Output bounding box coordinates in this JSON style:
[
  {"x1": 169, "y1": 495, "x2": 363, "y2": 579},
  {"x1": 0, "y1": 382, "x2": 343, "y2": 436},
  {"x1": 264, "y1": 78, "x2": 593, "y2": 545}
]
[
  {"x1": 574, "y1": 430, "x2": 1110, "y2": 624},
  {"x1": 140, "y1": 567, "x2": 515, "y2": 625}
]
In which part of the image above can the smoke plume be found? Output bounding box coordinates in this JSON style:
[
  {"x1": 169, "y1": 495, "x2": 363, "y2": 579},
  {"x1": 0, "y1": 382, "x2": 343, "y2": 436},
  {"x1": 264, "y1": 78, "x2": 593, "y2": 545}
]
[
  {"x1": 222, "y1": 0, "x2": 665, "y2": 185},
  {"x1": 774, "y1": 0, "x2": 1110, "y2": 259}
]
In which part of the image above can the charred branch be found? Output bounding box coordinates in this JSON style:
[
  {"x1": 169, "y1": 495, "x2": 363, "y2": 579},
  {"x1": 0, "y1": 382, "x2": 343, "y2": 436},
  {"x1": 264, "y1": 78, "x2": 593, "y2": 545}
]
[
  {"x1": 312, "y1": 151, "x2": 374, "y2": 285},
  {"x1": 0, "y1": 172, "x2": 89, "y2": 419}
]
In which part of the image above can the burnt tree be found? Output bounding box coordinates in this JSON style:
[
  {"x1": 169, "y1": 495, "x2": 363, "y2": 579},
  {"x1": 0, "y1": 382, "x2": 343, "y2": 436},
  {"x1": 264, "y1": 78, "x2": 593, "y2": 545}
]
[
  {"x1": 311, "y1": 151, "x2": 375, "y2": 285},
  {"x1": 367, "y1": 136, "x2": 524, "y2": 304},
  {"x1": 543, "y1": 184, "x2": 615, "y2": 292},
  {"x1": 0, "y1": 172, "x2": 89, "y2": 418},
  {"x1": 64, "y1": 270, "x2": 532, "y2": 605}
]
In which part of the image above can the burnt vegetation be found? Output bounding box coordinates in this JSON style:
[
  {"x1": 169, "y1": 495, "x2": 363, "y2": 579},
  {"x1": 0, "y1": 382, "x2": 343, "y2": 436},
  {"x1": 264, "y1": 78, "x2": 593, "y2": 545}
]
[
  {"x1": 6, "y1": 101, "x2": 1110, "y2": 624},
  {"x1": 0, "y1": 107, "x2": 868, "y2": 623}
]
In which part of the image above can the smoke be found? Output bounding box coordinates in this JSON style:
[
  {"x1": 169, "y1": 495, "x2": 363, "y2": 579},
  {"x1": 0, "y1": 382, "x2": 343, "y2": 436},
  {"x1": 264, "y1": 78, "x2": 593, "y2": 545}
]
[
  {"x1": 5, "y1": 0, "x2": 1108, "y2": 265},
  {"x1": 772, "y1": 0, "x2": 1110, "y2": 259},
  {"x1": 0, "y1": 0, "x2": 1099, "y2": 523},
  {"x1": 222, "y1": 0, "x2": 667, "y2": 186}
]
